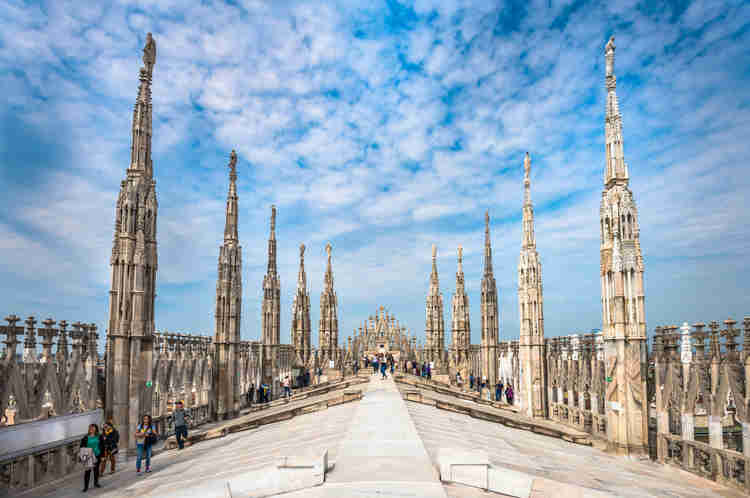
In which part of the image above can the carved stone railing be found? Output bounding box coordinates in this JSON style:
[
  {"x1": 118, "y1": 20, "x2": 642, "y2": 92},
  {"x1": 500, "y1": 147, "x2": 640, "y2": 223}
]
[
  {"x1": 661, "y1": 433, "x2": 749, "y2": 492},
  {"x1": 1, "y1": 315, "x2": 101, "y2": 424},
  {"x1": 0, "y1": 409, "x2": 102, "y2": 494},
  {"x1": 652, "y1": 317, "x2": 749, "y2": 493}
]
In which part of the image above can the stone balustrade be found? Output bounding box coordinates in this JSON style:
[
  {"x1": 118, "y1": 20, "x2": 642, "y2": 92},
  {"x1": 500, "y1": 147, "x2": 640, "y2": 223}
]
[{"x1": 1, "y1": 314, "x2": 100, "y2": 424}]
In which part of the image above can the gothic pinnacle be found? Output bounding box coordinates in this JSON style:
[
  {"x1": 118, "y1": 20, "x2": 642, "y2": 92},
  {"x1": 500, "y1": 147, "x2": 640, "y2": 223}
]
[
  {"x1": 522, "y1": 153, "x2": 536, "y2": 249},
  {"x1": 267, "y1": 205, "x2": 277, "y2": 274},
  {"x1": 324, "y1": 242, "x2": 334, "y2": 290},
  {"x1": 484, "y1": 211, "x2": 494, "y2": 277},
  {"x1": 130, "y1": 33, "x2": 157, "y2": 178},
  {"x1": 224, "y1": 150, "x2": 239, "y2": 244},
  {"x1": 430, "y1": 244, "x2": 439, "y2": 292},
  {"x1": 523, "y1": 152, "x2": 531, "y2": 206},
  {"x1": 297, "y1": 243, "x2": 306, "y2": 289}
]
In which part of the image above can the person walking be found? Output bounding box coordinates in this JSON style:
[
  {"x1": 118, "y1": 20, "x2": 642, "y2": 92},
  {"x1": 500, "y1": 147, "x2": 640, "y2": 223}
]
[
  {"x1": 456, "y1": 371, "x2": 463, "y2": 389},
  {"x1": 469, "y1": 373, "x2": 475, "y2": 390},
  {"x1": 373, "y1": 357, "x2": 378, "y2": 374},
  {"x1": 100, "y1": 420, "x2": 119, "y2": 475},
  {"x1": 247, "y1": 383, "x2": 255, "y2": 405},
  {"x1": 498, "y1": 380, "x2": 504, "y2": 402},
  {"x1": 80, "y1": 423, "x2": 103, "y2": 491},
  {"x1": 505, "y1": 383, "x2": 514, "y2": 405},
  {"x1": 135, "y1": 414, "x2": 158, "y2": 474},
  {"x1": 427, "y1": 362, "x2": 432, "y2": 380},
  {"x1": 283, "y1": 376, "x2": 292, "y2": 399},
  {"x1": 380, "y1": 360, "x2": 387, "y2": 379},
  {"x1": 173, "y1": 401, "x2": 190, "y2": 450}
]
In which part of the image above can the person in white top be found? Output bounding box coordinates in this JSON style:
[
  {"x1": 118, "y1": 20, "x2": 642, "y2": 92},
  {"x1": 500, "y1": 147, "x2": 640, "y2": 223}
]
[{"x1": 283, "y1": 376, "x2": 291, "y2": 399}]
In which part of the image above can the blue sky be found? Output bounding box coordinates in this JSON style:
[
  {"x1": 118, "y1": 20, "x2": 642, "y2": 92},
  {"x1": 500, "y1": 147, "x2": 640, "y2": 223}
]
[{"x1": 1, "y1": 0, "x2": 748, "y2": 350}]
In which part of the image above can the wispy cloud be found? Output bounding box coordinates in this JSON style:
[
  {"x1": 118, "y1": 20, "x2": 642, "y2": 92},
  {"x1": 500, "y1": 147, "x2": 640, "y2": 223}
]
[{"x1": 1, "y1": 0, "x2": 748, "y2": 348}]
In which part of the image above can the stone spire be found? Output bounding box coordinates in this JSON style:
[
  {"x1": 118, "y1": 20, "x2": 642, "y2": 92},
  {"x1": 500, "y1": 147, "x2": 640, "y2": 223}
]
[
  {"x1": 224, "y1": 150, "x2": 238, "y2": 243},
  {"x1": 451, "y1": 246, "x2": 470, "y2": 369},
  {"x1": 129, "y1": 33, "x2": 156, "y2": 180},
  {"x1": 480, "y1": 211, "x2": 499, "y2": 387},
  {"x1": 599, "y1": 36, "x2": 647, "y2": 455},
  {"x1": 319, "y1": 243, "x2": 339, "y2": 365},
  {"x1": 105, "y1": 33, "x2": 159, "y2": 449},
  {"x1": 522, "y1": 152, "x2": 535, "y2": 248},
  {"x1": 483, "y1": 211, "x2": 493, "y2": 276},
  {"x1": 214, "y1": 149, "x2": 242, "y2": 420},
  {"x1": 425, "y1": 244, "x2": 446, "y2": 368},
  {"x1": 261, "y1": 205, "x2": 281, "y2": 390},
  {"x1": 291, "y1": 244, "x2": 311, "y2": 366},
  {"x1": 518, "y1": 152, "x2": 546, "y2": 418},
  {"x1": 604, "y1": 36, "x2": 629, "y2": 187}
]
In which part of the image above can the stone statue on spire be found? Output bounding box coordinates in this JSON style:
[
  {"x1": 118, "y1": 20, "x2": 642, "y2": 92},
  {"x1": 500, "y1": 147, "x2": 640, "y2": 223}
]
[
  {"x1": 142, "y1": 32, "x2": 156, "y2": 76},
  {"x1": 229, "y1": 149, "x2": 237, "y2": 175},
  {"x1": 325, "y1": 242, "x2": 332, "y2": 260},
  {"x1": 431, "y1": 244, "x2": 437, "y2": 259},
  {"x1": 524, "y1": 152, "x2": 531, "y2": 178},
  {"x1": 270, "y1": 205, "x2": 276, "y2": 233},
  {"x1": 605, "y1": 36, "x2": 615, "y2": 78},
  {"x1": 300, "y1": 243, "x2": 305, "y2": 258}
]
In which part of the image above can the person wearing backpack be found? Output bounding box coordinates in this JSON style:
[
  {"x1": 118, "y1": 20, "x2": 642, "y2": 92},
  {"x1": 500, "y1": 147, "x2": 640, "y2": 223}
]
[
  {"x1": 100, "y1": 420, "x2": 120, "y2": 475},
  {"x1": 80, "y1": 423, "x2": 103, "y2": 492},
  {"x1": 135, "y1": 414, "x2": 158, "y2": 474}
]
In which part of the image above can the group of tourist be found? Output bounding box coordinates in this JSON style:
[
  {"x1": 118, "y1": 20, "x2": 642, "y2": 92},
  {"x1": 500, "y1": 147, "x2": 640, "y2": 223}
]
[
  {"x1": 454, "y1": 372, "x2": 514, "y2": 403},
  {"x1": 77, "y1": 400, "x2": 198, "y2": 492},
  {"x1": 365, "y1": 352, "x2": 395, "y2": 379},
  {"x1": 78, "y1": 419, "x2": 120, "y2": 492}
]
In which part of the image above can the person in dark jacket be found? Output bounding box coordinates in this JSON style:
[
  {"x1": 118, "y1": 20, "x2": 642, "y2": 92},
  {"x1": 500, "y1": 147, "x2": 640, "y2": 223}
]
[
  {"x1": 80, "y1": 423, "x2": 103, "y2": 491},
  {"x1": 100, "y1": 420, "x2": 119, "y2": 475}
]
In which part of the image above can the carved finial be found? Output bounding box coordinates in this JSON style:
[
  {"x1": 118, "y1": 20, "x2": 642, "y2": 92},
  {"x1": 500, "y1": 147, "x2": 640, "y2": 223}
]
[
  {"x1": 270, "y1": 205, "x2": 276, "y2": 232},
  {"x1": 300, "y1": 243, "x2": 305, "y2": 258},
  {"x1": 485, "y1": 210, "x2": 490, "y2": 227},
  {"x1": 325, "y1": 242, "x2": 332, "y2": 259},
  {"x1": 457, "y1": 245, "x2": 463, "y2": 261},
  {"x1": 431, "y1": 244, "x2": 437, "y2": 259}
]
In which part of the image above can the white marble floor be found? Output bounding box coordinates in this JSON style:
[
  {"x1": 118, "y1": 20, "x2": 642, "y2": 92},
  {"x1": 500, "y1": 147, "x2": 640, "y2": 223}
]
[
  {"x1": 24, "y1": 400, "x2": 357, "y2": 498},
  {"x1": 407, "y1": 401, "x2": 745, "y2": 498}
]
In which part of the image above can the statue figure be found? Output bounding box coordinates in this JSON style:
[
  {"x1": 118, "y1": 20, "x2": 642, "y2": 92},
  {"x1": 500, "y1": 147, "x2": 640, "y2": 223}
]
[
  {"x1": 143, "y1": 32, "x2": 157, "y2": 73},
  {"x1": 485, "y1": 210, "x2": 490, "y2": 226},
  {"x1": 524, "y1": 152, "x2": 531, "y2": 177},
  {"x1": 325, "y1": 242, "x2": 332, "y2": 260},
  {"x1": 431, "y1": 244, "x2": 437, "y2": 259},
  {"x1": 300, "y1": 243, "x2": 305, "y2": 258},
  {"x1": 605, "y1": 36, "x2": 615, "y2": 78},
  {"x1": 457, "y1": 245, "x2": 463, "y2": 261},
  {"x1": 229, "y1": 149, "x2": 237, "y2": 174}
]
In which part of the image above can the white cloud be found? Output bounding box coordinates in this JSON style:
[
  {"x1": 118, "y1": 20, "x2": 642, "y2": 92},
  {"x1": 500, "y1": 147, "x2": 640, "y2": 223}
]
[{"x1": 0, "y1": 0, "x2": 747, "y2": 348}]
